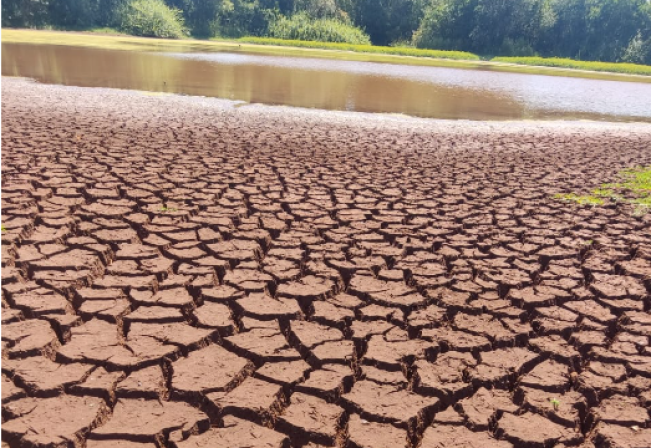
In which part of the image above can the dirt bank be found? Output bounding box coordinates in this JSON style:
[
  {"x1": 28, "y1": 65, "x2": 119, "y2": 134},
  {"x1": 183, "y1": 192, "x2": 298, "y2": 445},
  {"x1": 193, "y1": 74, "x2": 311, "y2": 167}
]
[{"x1": 2, "y1": 77, "x2": 651, "y2": 448}]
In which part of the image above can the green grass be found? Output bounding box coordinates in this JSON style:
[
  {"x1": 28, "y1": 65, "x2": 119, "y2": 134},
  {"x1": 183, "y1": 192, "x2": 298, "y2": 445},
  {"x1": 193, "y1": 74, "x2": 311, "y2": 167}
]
[
  {"x1": 620, "y1": 166, "x2": 651, "y2": 191},
  {"x1": 491, "y1": 56, "x2": 651, "y2": 77},
  {"x1": 238, "y1": 36, "x2": 480, "y2": 61},
  {"x1": 554, "y1": 165, "x2": 651, "y2": 214},
  {"x1": 554, "y1": 193, "x2": 605, "y2": 206}
]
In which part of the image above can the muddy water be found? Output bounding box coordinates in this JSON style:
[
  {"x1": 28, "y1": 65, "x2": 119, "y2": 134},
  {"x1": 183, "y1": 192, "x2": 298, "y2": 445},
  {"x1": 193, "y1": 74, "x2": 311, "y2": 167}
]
[{"x1": 3, "y1": 42, "x2": 651, "y2": 121}]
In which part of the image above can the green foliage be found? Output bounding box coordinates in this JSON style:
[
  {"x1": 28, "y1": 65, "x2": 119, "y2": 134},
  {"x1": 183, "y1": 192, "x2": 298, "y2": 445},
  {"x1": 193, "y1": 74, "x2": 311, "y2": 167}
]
[
  {"x1": 119, "y1": 0, "x2": 187, "y2": 38},
  {"x1": 1, "y1": 0, "x2": 127, "y2": 29},
  {"x1": 490, "y1": 56, "x2": 651, "y2": 76},
  {"x1": 2, "y1": 0, "x2": 57, "y2": 28},
  {"x1": 412, "y1": 0, "x2": 471, "y2": 52},
  {"x1": 622, "y1": 32, "x2": 651, "y2": 64},
  {"x1": 413, "y1": 0, "x2": 651, "y2": 63},
  {"x1": 97, "y1": 0, "x2": 128, "y2": 27},
  {"x1": 166, "y1": 0, "x2": 276, "y2": 38},
  {"x1": 219, "y1": 0, "x2": 278, "y2": 38},
  {"x1": 293, "y1": 0, "x2": 338, "y2": 19},
  {"x1": 45, "y1": 0, "x2": 96, "y2": 29},
  {"x1": 268, "y1": 12, "x2": 370, "y2": 44},
  {"x1": 498, "y1": 38, "x2": 536, "y2": 58},
  {"x1": 3, "y1": 0, "x2": 651, "y2": 65},
  {"x1": 342, "y1": 0, "x2": 427, "y2": 46},
  {"x1": 413, "y1": 0, "x2": 557, "y2": 55},
  {"x1": 167, "y1": 0, "x2": 225, "y2": 37},
  {"x1": 239, "y1": 36, "x2": 480, "y2": 60}
]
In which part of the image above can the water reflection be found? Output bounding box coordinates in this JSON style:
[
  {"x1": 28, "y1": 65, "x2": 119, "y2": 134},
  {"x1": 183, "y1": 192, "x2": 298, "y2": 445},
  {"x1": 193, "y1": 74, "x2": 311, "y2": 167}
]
[{"x1": 3, "y1": 42, "x2": 651, "y2": 121}]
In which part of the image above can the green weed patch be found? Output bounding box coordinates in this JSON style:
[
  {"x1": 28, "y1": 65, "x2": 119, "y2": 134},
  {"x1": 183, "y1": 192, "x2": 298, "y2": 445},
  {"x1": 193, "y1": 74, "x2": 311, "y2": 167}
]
[
  {"x1": 554, "y1": 165, "x2": 651, "y2": 214},
  {"x1": 554, "y1": 193, "x2": 605, "y2": 206}
]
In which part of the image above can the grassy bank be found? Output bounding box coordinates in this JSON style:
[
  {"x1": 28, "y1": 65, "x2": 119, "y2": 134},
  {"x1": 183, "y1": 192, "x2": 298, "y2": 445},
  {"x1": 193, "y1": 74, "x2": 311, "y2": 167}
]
[
  {"x1": 492, "y1": 56, "x2": 651, "y2": 77},
  {"x1": 3, "y1": 29, "x2": 651, "y2": 83},
  {"x1": 237, "y1": 37, "x2": 480, "y2": 61},
  {"x1": 0, "y1": 29, "x2": 488, "y2": 70}
]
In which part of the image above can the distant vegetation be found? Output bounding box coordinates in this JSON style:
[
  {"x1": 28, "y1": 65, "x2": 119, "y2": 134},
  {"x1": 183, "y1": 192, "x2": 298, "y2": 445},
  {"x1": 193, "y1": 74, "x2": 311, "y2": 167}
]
[
  {"x1": 239, "y1": 37, "x2": 480, "y2": 60},
  {"x1": 492, "y1": 57, "x2": 651, "y2": 77},
  {"x1": 268, "y1": 12, "x2": 370, "y2": 44},
  {"x1": 2, "y1": 0, "x2": 651, "y2": 65},
  {"x1": 119, "y1": 0, "x2": 186, "y2": 38}
]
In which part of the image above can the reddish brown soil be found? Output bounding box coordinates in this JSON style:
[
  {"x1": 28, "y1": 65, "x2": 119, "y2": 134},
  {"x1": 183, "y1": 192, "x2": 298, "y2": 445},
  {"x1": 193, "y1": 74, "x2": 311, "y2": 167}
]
[{"x1": 2, "y1": 77, "x2": 651, "y2": 448}]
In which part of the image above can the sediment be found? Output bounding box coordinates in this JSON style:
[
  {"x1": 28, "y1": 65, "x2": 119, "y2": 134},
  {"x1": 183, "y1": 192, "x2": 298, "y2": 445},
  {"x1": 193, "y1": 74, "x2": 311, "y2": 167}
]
[{"x1": 2, "y1": 77, "x2": 651, "y2": 448}]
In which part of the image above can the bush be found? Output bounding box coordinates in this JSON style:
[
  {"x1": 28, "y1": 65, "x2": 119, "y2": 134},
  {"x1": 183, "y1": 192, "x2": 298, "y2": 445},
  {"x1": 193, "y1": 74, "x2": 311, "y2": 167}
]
[
  {"x1": 622, "y1": 32, "x2": 651, "y2": 65},
  {"x1": 268, "y1": 12, "x2": 370, "y2": 45},
  {"x1": 119, "y1": 0, "x2": 186, "y2": 38},
  {"x1": 498, "y1": 38, "x2": 536, "y2": 57}
]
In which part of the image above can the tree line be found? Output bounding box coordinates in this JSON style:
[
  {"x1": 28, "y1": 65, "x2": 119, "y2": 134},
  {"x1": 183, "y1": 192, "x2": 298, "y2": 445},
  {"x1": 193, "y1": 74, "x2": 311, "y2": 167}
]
[{"x1": 3, "y1": 0, "x2": 651, "y2": 64}]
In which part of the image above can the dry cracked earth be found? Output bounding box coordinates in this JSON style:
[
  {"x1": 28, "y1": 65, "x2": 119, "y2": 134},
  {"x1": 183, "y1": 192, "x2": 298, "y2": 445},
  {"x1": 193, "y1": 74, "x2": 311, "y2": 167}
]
[{"x1": 2, "y1": 78, "x2": 651, "y2": 448}]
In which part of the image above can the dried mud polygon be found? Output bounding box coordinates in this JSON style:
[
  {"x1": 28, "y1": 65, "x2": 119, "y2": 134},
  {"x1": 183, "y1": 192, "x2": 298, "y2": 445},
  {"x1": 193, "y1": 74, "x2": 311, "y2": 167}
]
[{"x1": 2, "y1": 78, "x2": 651, "y2": 448}]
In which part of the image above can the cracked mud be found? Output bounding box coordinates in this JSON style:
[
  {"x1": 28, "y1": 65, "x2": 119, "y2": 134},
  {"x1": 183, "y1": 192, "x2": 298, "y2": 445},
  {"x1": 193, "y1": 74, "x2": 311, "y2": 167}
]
[{"x1": 2, "y1": 77, "x2": 651, "y2": 448}]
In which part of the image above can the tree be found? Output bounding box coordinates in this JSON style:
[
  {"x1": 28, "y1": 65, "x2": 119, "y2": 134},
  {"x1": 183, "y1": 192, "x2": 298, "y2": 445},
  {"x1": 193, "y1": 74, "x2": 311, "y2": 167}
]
[
  {"x1": 4, "y1": 0, "x2": 651, "y2": 63},
  {"x1": 120, "y1": 0, "x2": 187, "y2": 38},
  {"x1": 167, "y1": 0, "x2": 226, "y2": 36},
  {"x1": 469, "y1": 0, "x2": 546, "y2": 55},
  {"x1": 413, "y1": 0, "x2": 476, "y2": 51},
  {"x1": 47, "y1": 0, "x2": 100, "y2": 29},
  {"x1": 582, "y1": 0, "x2": 644, "y2": 61},
  {"x1": 2, "y1": 0, "x2": 55, "y2": 28},
  {"x1": 2, "y1": 0, "x2": 126, "y2": 29},
  {"x1": 294, "y1": 0, "x2": 337, "y2": 18},
  {"x1": 622, "y1": 2, "x2": 651, "y2": 64},
  {"x1": 215, "y1": 0, "x2": 278, "y2": 37},
  {"x1": 347, "y1": 0, "x2": 427, "y2": 46}
]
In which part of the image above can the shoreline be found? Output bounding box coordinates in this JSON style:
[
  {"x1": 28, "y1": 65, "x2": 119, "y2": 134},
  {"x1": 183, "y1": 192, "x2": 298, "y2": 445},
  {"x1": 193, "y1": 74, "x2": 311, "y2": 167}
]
[
  {"x1": 4, "y1": 28, "x2": 651, "y2": 84},
  {"x1": 3, "y1": 76, "x2": 651, "y2": 448},
  {"x1": 4, "y1": 77, "x2": 651, "y2": 133}
]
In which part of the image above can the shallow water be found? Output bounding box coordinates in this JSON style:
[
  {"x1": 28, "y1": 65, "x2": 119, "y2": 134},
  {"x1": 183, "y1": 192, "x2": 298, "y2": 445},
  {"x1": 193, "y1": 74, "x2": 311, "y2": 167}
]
[{"x1": 3, "y1": 42, "x2": 651, "y2": 121}]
